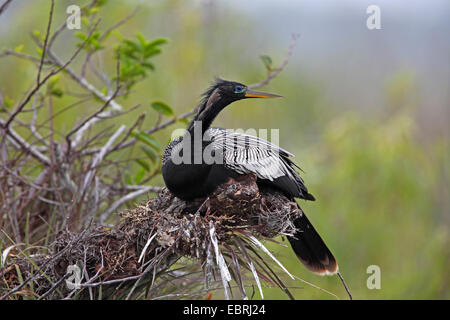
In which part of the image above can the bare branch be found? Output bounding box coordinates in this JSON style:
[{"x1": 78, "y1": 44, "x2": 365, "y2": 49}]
[
  {"x1": 99, "y1": 6, "x2": 139, "y2": 42},
  {"x1": 0, "y1": 164, "x2": 56, "y2": 191},
  {"x1": 65, "y1": 85, "x2": 120, "y2": 151},
  {"x1": 70, "y1": 50, "x2": 122, "y2": 150},
  {"x1": 100, "y1": 185, "x2": 162, "y2": 223},
  {"x1": 45, "y1": 49, "x2": 123, "y2": 114},
  {"x1": 37, "y1": 0, "x2": 55, "y2": 85},
  {"x1": 0, "y1": 49, "x2": 53, "y2": 64},
  {"x1": 0, "y1": 119, "x2": 50, "y2": 165},
  {"x1": 80, "y1": 124, "x2": 126, "y2": 196},
  {"x1": 106, "y1": 109, "x2": 196, "y2": 154},
  {"x1": 337, "y1": 272, "x2": 353, "y2": 300}
]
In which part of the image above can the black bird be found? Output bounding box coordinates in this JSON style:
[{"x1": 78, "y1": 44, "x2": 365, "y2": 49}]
[{"x1": 162, "y1": 79, "x2": 338, "y2": 275}]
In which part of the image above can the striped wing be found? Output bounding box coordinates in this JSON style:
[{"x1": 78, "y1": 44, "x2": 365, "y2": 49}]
[{"x1": 207, "y1": 128, "x2": 313, "y2": 200}]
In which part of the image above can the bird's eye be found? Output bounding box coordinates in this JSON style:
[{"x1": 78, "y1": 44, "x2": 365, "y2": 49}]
[{"x1": 234, "y1": 85, "x2": 246, "y2": 94}]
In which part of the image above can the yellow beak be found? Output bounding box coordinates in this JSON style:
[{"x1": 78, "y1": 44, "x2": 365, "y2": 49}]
[{"x1": 245, "y1": 89, "x2": 283, "y2": 98}]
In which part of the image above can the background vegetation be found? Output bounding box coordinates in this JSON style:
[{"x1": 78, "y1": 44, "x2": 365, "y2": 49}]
[{"x1": 0, "y1": 0, "x2": 448, "y2": 299}]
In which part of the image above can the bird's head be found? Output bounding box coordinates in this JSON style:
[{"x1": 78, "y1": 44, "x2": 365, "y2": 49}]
[
  {"x1": 204, "y1": 78, "x2": 282, "y2": 103},
  {"x1": 189, "y1": 78, "x2": 282, "y2": 132}
]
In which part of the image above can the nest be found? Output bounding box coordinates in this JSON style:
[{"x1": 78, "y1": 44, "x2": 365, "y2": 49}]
[{"x1": 1, "y1": 174, "x2": 302, "y2": 300}]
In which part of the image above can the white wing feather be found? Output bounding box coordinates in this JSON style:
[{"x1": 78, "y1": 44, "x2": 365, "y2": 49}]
[{"x1": 207, "y1": 128, "x2": 297, "y2": 181}]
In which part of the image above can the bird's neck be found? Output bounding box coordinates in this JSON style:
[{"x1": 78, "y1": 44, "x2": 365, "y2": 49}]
[{"x1": 187, "y1": 96, "x2": 231, "y2": 135}]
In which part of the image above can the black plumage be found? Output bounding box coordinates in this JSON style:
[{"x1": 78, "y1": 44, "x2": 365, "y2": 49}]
[{"x1": 162, "y1": 79, "x2": 338, "y2": 275}]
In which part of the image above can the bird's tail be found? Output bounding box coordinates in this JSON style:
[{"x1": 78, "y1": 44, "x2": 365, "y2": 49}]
[{"x1": 288, "y1": 206, "x2": 338, "y2": 275}]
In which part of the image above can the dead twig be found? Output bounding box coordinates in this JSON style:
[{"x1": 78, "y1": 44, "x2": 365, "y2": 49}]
[
  {"x1": 37, "y1": 0, "x2": 54, "y2": 85},
  {"x1": 337, "y1": 272, "x2": 353, "y2": 300}
]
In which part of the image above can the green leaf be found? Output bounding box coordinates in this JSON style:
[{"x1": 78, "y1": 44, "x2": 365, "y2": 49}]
[
  {"x1": 32, "y1": 30, "x2": 41, "y2": 39},
  {"x1": 260, "y1": 55, "x2": 273, "y2": 71},
  {"x1": 3, "y1": 96, "x2": 14, "y2": 109},
  {"x1": 135, "y1": 159, "x2": 150, "y2": 172},
  {"x1": 15, "y1": 265, "x2": 24, "y2": 284},
  {"x1": 123, "y1": 39, "x2": 140, "y2": 52},
  {"x1": 127, "y1": 174, "x2": 135, "y2": 185},
  {"x1": 136, "y1": 32, "x2": 148, "y2": 49},
  {"x1": 50, "y1": 88, "x2": 64, "y2": 97},
  {"x1": 96, "y1": 0, "x2": 108, "y2": 6},
  {"x1": 81, "y1": 17, "x2": 90, "y2": 27},
  {"x1": 89, "y1": 7, "x2": 100, "y2": 15},
  {"x1": 48, "y1": 74, "x2": 60, "y2": 89},
  {"x1": 134, "y1": 167, "x2": 146, "y2": 184},
  {"x1": 75, "y1": 32, "x2": 87, "y2": 41},
  {"x1": 111, "y1": 30, "x2": 123, "y2": 41},
  {"x1": 143, "y1": 48, "x2": 161, "y2": 59},
  {"x1": 147, "y1": 38, "x2": 168, "y2": 48},
  {"x1": 178, "y1": 118, "x2": 190, "y2": 125},
  {"x1": 140, "y1": 145, "x2": 158, "y2": 162},
  {"x1": 141, "y1": 62, "x2": 155, "y2": 70},
  {"x1": 151, "y1": 101, "x2": 174, "y2": 117},
  {"x1": 14, "y1": 44, "x2": 24, "y2": 53},
  {"x1": 131, "y1": 131, "x2": 160, "y2": 150}
]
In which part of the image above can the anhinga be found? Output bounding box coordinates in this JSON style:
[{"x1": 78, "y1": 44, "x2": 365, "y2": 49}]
[{"x1": 162, "y1": 79, "x2": 338, "y2": 275}]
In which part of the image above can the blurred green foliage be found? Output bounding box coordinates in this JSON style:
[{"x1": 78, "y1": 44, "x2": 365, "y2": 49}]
[{"x1": 0, "y1": 0, "x2": 448, "y2": 299}]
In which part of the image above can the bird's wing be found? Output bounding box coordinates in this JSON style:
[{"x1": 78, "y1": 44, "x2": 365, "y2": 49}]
[{"x1": 207, "y1": 128, "x2": 313, "y2": 200}]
